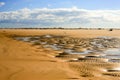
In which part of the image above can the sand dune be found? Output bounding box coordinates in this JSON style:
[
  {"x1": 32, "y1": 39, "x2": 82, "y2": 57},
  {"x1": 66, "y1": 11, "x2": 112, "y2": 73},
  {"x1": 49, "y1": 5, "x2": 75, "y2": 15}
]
[{"x1": 0, "y1": 29, "x2": 120, "y2": 80}]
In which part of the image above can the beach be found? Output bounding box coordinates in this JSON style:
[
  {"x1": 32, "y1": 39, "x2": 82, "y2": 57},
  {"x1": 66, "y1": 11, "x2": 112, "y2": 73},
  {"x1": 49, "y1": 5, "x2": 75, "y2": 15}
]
[{"x1": 0, "y1": 29, "x2": 120, "y2": 80}]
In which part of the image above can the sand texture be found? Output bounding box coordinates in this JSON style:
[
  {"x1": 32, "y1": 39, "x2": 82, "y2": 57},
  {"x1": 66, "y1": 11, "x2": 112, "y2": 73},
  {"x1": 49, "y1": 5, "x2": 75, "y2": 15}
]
[{"x1": 0, "y1": 29, "x2": 120, "y2": 80}]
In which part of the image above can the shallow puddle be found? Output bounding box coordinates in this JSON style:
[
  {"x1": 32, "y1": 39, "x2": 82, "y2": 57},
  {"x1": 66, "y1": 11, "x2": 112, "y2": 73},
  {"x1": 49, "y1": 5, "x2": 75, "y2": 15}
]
[
  {"x1": 103, "y1": 49, "x2": 120, "y2": 60},
  {"x1": 104, "y1": 48, "x2": 120, "y2": 55}
]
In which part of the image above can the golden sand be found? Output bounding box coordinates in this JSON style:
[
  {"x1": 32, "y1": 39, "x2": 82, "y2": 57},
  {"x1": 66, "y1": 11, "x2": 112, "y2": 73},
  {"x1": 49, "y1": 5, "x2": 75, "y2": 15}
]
[{"x1": 0, "y1": 29, "x2": 120, "y2": 80}]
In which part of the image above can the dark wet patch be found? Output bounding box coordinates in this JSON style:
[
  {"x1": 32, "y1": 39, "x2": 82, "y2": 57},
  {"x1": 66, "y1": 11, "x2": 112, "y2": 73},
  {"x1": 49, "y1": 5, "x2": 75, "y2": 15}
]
[
  {"x1": 81, "y1": 74, "x2": 94, "y2": 77},
  {"x1": 103, "y1": 73, "x2": 120, "y2": 77},
  {"x1": 107, "y1": 69, "x2": 120, "y2": 72},
  {"x1": 85, "y1": 56, "x2": 99, "y2": 58},
  {"x1": 67, "y1": 78, "x2": 79, "y2": 79}
]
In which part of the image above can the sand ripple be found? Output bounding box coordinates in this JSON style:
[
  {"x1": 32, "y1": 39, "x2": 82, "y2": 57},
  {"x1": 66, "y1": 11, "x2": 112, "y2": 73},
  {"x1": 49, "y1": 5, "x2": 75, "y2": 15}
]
[{"x1": 13, "y1": 34, "x2": 120, "y2": 79}]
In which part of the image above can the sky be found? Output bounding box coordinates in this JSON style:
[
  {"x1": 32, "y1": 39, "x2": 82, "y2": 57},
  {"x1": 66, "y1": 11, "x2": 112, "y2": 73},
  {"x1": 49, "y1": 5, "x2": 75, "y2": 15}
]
[{"x1": 0, "y1": 0, "x2": 120, "y2": 28}]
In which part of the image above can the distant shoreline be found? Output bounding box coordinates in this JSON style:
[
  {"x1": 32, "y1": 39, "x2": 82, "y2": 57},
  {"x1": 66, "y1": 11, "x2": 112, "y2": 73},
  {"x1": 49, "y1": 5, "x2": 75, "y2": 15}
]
[{"x1": 0, "y1": 28, "x2": 120, "y2": 30}]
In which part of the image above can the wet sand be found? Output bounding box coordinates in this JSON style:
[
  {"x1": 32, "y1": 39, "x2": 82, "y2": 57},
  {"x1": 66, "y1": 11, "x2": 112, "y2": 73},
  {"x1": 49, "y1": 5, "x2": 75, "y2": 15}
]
[{"x1": 0, "y1": 29, "x2": 120, "y2": 80}]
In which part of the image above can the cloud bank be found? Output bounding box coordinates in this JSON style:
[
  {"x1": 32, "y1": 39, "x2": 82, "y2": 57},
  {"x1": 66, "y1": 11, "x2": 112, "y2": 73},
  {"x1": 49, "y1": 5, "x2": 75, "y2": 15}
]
[{"x1": 0, "y1": 7, "x2": 120, "y2": 28}]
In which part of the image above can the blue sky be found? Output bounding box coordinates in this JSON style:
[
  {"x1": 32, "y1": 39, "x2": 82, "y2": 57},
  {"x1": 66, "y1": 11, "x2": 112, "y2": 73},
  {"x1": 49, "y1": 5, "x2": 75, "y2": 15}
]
[
  {"x1": 0, "y1": 0, "x2": 120, "y2": 28},
  {"x1": 0, "y1": 0, "x2": 120, "y2": 11}
]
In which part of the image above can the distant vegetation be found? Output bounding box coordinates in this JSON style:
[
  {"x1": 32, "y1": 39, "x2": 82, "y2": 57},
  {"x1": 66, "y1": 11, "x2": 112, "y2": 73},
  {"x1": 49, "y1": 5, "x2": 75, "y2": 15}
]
[{"x1": 0, "y1": 27, "x2": 119, "y2": 30}]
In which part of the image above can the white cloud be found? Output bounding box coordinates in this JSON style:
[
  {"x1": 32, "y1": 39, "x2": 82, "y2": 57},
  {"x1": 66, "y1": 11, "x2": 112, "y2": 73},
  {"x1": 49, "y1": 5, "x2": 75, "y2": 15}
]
[
  {"x1": 0, "y1": 7, "x2": 120, "y2": 28},
  {"x1": 0, "y1": 2, "x2": 5, "y2": 7},
  {"x1": 47, "y1": 4, "x2": 51, "y2": 7},
  {"x1": 72, "y1": 6, "x2": 78, "y2": 11}
]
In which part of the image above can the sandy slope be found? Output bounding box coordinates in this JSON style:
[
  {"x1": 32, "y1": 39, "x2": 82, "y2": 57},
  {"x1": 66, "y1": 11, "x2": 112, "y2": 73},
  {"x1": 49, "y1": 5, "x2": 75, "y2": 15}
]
[{"x1": 0, "y1": 29, "x2": 120, "y2": 80}]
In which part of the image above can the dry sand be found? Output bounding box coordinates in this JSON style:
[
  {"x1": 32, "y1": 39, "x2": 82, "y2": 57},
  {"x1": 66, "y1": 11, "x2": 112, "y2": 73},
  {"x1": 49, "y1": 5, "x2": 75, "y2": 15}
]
[{"x1": 0, "y1": 29, "x2": 120, "y2": 80}]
